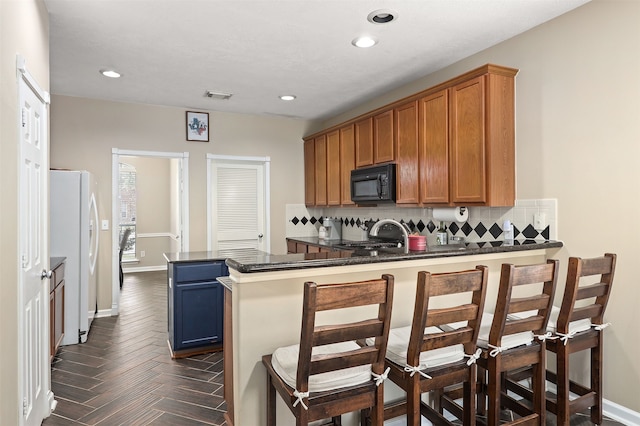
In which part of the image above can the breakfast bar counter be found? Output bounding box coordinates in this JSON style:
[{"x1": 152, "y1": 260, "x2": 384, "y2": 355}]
[{"x1": 222, "y1": 240, "x2": 562, "y2": 426}]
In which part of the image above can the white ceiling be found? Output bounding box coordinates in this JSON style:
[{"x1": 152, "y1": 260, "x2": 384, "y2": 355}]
[{"x1": 45, "y1": 0, "x2": 589, "y2": 121}]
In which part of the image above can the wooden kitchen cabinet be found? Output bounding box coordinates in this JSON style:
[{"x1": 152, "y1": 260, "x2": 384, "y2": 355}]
[
  {"x1": 304, "y1": 138, "x2": 315, "y2": 206},
  {"x1": 50, "y1": 258, "x2": 65, "y2": 361},
  {"x1": 374, "y1": 109, "x2": 394, "y2": 164},
  {"x1": 339, "y1": 124, "x2": 355, "y2": 205},
  {"x1": 167, "y1": 261, "x2": 226, "y2": 358},
  {"x1": 302, "y1": 64, "x2": 517, "y2": 207},
  {"x1": 449, "y1": 70, "x2": 515, "y2": 206},
  {"x1": 355, "y1": 117, "x2": 374, "y2": 167},
  {"x1": 326, "y1": 129, "x2": 341, "y2": 205},
  {"x1": 314, "y1": 134, "x2": 327, "y2": 206},
  {"x1": 419, "y1": 89, "x2": 450, "y2": 204},
  {"x1": 394, "y1": 100, "x2": 419, "y2": 204}
]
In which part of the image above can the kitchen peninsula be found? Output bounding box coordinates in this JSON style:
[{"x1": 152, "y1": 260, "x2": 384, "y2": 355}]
[{"x1": 221, "y1": 239, "x2": 562, "y2": 426}]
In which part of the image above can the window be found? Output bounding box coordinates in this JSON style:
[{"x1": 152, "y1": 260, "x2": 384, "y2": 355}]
[{"x1": 119, "y1": 162, "x2": 137, "y2": 260}]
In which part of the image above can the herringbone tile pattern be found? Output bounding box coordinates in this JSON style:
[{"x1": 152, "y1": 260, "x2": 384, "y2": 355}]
[{"x1": 43, "y1": 271, "x2": 226, "y2": 425}]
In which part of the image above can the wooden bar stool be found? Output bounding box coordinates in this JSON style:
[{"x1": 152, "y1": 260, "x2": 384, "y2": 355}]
[
  {"x1": 262, "y1": 274, "x2": 394, "y2": 426},
  {"x1": 507, "y1": 253, "x2": 616, "y2": 425},
  {"x1": 380, "y1": 266, "x2": 489, "y2": 426},
  {"x1": 474, "y1": 259, "x2": 559, "y2": 426}
]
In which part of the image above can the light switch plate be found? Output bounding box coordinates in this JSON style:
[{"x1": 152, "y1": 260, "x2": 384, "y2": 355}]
[
  {"x1": 533, "y1": 213, "x2": 546, "y2": 231},
  {"x1": 101, "y1": 220, "x2": 109, "y2": 230}
]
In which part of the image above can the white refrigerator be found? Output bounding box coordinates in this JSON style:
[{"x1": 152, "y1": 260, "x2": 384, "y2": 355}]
[{"x1": 50, "y1": 170, "x2": 99, "y2": 345}]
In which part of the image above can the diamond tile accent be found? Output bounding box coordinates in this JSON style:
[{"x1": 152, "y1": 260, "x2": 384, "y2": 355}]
[
  {"x1": 417, "y1": 220, "x2": 425, "y2": 232},
  {"x1": 426, "y1": 221, "x2": 436, "y2": 233},
  {"x1": 310, "y1": 216, "x2": 317, "y2": 225},
  {"x1": 489, "y1": 223, "x2": 503, "y2": 239},
  {"x1": 291, "y1": 216, "x2": 299, "y2": 225},
  {"x1": 474, "y1": 222, "x2": 487, "y2": 237},
  {"x1": 541, "y1": 226, "x2": 550, "y2": 240},
  {"x1": 448, "y1": 223, "x2": 459, "y2": 234},
  {"x1": 522, "y1": 224, "x2": 539, "y2": 239},
  {"x1": 461, "y1": 223, "x2": 473, "y2": 236},
  {"x1": 301, "y1": 217, "x2": 308, "y2": 225}
]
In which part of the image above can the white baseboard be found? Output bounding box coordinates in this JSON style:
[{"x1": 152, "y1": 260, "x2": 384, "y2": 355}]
[
  {"x1": 123, "y1": 265, "x2": 167, "y2": 273},
  {"x1": 382, "y1": 394, "x2": 640, "y2": 426},
  {"x1": 95, "y1": 308, "x2": 113, "y2": 319},
  {"x1": 601, "y1": 398, "x2": 640, "y2": 425},
  {"x1": 544, "y1": 381, "x2": 640, "y2": 425}
]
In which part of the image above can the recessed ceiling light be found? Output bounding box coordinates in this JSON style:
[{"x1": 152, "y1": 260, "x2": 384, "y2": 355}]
[
  {"x1": 352, "y1": 36, "x2": 377, "y2": 48},
  {"x1": 367, "y1": 9, "x2": 398, "y2": 24},
  {"x1": 279, "y1": 95, "x2": 296, "y2": 101},
  {"x1": 100, "y1": 69, "x2": 121, "y2": 78}
]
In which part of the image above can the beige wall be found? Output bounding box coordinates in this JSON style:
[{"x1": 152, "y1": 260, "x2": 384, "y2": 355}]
[
  {"x1": 121, "y1": 156, "x2": 173, "y2": 269},
  {"x1": 321, "y1": 0, "x2": 640, "y2": 412},
  {"x1": 50, "y1": 96, "x2": 316, "y2": 314},
  {"x1": 0, "y1": 0, "x2": 50, "y2": 422}
]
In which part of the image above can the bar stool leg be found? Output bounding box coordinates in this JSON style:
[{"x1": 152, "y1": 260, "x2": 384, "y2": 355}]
[
  {"x1": 266, "y1": 373, "x2": 276, "y2": 426},
  {"x1": 533, "y1": 348, "x2": 546, "y2": 425},
  {"x1": 592, "y1": 334, "x2": 604, "y2": 425},
  {"x1": 556, "y1": 342, "x2": 570, "y2": 425},
  {"x1": 487, "y1": 356, "x2": 501, "y2": 426}
]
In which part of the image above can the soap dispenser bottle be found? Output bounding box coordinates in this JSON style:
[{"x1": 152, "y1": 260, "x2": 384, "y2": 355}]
[
  {"x1": 503, "y1": 220, "x2": 514, "y2": 245},
  {"x1": 436, "y1": 221, "x2": 448, "y2": 245}
]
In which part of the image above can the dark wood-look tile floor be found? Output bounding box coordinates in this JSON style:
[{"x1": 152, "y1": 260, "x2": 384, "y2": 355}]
[{"x1": 43, "y1": 271, "x2": 226, "y2": 426}]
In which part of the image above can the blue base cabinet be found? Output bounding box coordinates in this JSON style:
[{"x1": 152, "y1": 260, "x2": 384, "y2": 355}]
[{"x1": 167, "y1": 260, "x2": 227, "y2": 357}]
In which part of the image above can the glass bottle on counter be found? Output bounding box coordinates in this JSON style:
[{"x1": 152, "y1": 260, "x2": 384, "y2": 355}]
[{"x1": 436, "y1": 221, "x2": 448, "y2": 245}]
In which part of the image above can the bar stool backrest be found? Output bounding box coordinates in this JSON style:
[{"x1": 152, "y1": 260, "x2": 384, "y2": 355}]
[
  {"x1": 407, "y1": 266, "x2": 489, "y2": 365},
  {"x1": 557, "y1": 253, "x2": 616, "y2": 334},
  {"x1": 296, "y1": 274, "x2": 395, "y2": 393},
  {"x1": 489, "y1": 259, "x2": 559, "y2": 347}
]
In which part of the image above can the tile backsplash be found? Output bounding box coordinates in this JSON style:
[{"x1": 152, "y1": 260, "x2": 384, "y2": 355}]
[{"x1": 286, "y1": 199, "x2": 557, "y2": 245}]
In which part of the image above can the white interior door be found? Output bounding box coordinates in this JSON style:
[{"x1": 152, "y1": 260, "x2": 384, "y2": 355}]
[
  {"x1": 209, "y1": 156, "x2": 270, "y2": 252},
  {"x1": 18, "y1": 64, "x2": 52, "y2": 425}
]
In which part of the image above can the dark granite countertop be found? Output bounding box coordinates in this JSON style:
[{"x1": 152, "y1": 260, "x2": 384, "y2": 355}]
[{"x1": 228, "y1": 238, "x2": 563, "y2": 273}]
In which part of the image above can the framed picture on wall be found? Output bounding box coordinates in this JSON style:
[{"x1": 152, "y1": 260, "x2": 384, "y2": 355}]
[{"x1": 186, "y1": 111, "x2": 209, "y2": 142}]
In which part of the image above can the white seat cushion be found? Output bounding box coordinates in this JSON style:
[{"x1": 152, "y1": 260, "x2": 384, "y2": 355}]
[
  {"x1": 508, "y1": 306, "x2": 592, "y2": 335},
  {"x1": 271, "y1": 341, "x2": 372, "y2": 393},
  {"x1": 446, "y1": 313, "x2": 533, "y2": 351},
  {"x1": 367, "y1": 326, "x2": 464, "y2": 369}
]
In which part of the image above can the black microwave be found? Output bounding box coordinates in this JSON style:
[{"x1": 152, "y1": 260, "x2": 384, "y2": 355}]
[{"x1": 350, "y1": 163, "x2": 396, "y2": 204}]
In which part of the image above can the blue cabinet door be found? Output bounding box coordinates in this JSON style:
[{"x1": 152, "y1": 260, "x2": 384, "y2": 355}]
[{"x1": 174, "y1": 280, "x2": 223, "y2": 350}]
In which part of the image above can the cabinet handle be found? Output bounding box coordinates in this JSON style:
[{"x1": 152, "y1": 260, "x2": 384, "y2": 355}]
[
  {"x1": 41, "y1": 270, "x2": 52, "y2": 280},
  {"x1": 258, "y1": 234, "x2": 263, "y2": 239}
]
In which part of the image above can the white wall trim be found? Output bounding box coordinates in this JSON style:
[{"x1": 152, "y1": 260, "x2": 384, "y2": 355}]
[
  {"x1": 136, "y1": 232, "x2": 178, "y2": 239},
  {"x1": 543, "y1": 382, "x2": 640, "y2": 426},
  {"x1": 123, "y1": 265, "x2": 167, "y2": 274},
  {"x1": 16, "y1": 55, "x2": 50, "y2": 104},
  {"x1": 206, "y1": 153, "x2": 271, "y2": 163}
]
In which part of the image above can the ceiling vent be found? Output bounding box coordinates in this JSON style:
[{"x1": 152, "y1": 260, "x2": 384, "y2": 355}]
[{"x1": 205, "y1": 90, "x2": 232, "y2": 100}]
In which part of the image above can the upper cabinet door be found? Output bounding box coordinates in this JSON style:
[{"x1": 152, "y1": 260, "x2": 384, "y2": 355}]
[
  {"x1": 394, "y1": 101, "x2": 419, "y2": 205},
  {"x1": 326, "y1": 129, "x2": 341, "y2": 206},
  {"x1": 374, "y1": 109, "x2": 394, "y2": 164},
  {"x1": 355, "y1": 117, "x2": 374, "y2": 167},
  {"x1": 339, "y1": 124, "x2": 355, "y2": 205},
  {"x1": 303, "y1": 138, "x2": 315, "y2": 206},
  {"x1": 314, "y1": 134, "x2": 328, "y2": 206},
  {"x1": 449, "y1": 76, "x2": 487, "y2": 204},
  {"x1": 419, "y1": 90, "x2": 450, "y2": 204}
]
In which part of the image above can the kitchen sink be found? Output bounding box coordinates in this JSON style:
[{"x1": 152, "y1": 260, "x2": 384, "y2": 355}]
[{"x1": 337, "y1": 240, "x2": 403, "y2": 250}]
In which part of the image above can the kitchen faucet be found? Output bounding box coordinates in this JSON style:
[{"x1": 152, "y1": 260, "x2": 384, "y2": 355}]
[{"x1": 370, "y1": 219, "x2": 410, "y2": 254}]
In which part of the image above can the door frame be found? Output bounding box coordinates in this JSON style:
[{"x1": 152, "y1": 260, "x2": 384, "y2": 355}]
[
  {"x1": 111, "y1": 148, "x2": 190, "y2": 315},
  {"x1": 17, "y1": 55, "x2": 55, "y2": 424},
  {"x1": 206, "y1": 154, "x2": 271, "y2": 252}
]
